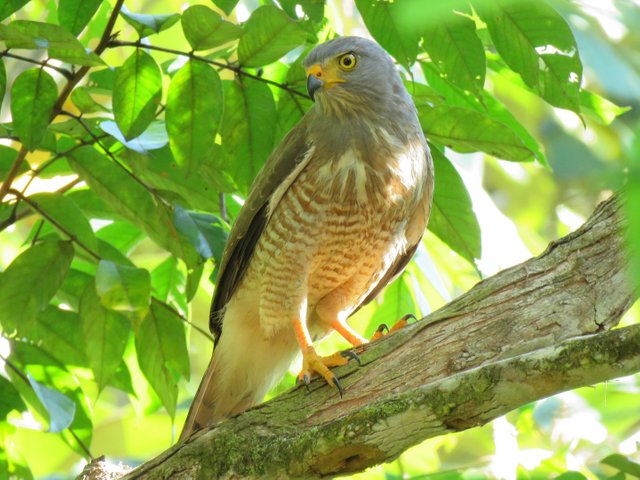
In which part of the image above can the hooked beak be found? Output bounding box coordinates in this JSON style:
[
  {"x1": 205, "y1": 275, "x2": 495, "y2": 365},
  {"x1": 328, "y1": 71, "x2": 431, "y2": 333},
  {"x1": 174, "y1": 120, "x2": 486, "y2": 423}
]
[{"x1": 307, "y1": 74, "x2": 323, "y2": 101}]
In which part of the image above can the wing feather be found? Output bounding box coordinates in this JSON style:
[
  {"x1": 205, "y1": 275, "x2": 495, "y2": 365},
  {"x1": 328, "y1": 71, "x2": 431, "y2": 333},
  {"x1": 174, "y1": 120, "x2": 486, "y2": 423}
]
[{"x1": 209, "y1": 114, "x2": 313, "y2": 339}]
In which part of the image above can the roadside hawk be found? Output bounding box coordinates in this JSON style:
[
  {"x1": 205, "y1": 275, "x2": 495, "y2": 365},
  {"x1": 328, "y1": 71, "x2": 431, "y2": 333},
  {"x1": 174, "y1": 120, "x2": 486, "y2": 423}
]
[{"x1": 181, "y1": 36, "x2": 434, "y2": 439}]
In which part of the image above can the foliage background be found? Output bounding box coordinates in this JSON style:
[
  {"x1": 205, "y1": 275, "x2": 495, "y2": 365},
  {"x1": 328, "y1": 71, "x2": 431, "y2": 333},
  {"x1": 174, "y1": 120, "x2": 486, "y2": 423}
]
[{"x1": 0, "y1": 0, "x2": 639, "y2": 478}]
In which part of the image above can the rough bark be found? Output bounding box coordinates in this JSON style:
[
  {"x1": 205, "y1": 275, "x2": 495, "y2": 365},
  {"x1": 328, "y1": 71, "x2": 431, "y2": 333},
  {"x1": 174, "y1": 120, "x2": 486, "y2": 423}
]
[{"x1": 120, "y1": 194, "x2": 638, "y2": 479}]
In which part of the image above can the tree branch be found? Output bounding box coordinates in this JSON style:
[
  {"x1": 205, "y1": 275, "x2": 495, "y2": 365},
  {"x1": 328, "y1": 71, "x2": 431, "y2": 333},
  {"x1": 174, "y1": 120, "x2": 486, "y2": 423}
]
[{"x1": 117, "y1": 194, "x2": 636, "y2": 479}]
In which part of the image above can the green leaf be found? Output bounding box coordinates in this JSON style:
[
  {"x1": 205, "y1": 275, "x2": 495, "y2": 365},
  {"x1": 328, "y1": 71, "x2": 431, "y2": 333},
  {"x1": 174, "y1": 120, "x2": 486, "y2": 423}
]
[
  {"x1": 135, "y1": 302, "x2": 190, "y2": 416},
  {"x1": 70, "y1": 86, "x2": 109, "y2": 114},
  {"x1": 355, "y1": 0, "x2": 420, "y2": 67},
  {"x1": 186, "y1": 263, "x2": 203, "y2": 302},
  {"x1": 422, "y1": 13, "x2": 485, "y2": 96},
  {"x1": 580, "y1": 90, "x2": 630, "y2": 126},
  {"x1": 217, "y1": 79, "x2": 277, "y2": 192},
  {"x1": 428, "y1": 149, "x2": 481, "y2": 265},
  {"x1": 181, "y1": 5, "x2": 243, "y2": 50},
  {"x1": 10, "y1": 68, "x2": 57, "y2": 151},
  {"x1": 27, "y1": 307, "x2": 87, "y2": 366},
  {"x1": 419, "y1": 63, "x2": 546, "y2": 165},
  {"x1": 69, "y1": 146, "x2": 200, "y2": 267},
  {"x1": 554, "y1": 473, "x2": 588, "y2": 480},
  {"x1": 0, "y1": 376, "x2": 26, "y2": 421},
  {"x1": 95, "y1": 221, "x2": 144, "y2": 254},
  {"x1": 601, "y1": 454, "x2": 640, "y2": 477},
  {"x1": 120, "y1": 5, "x2": 180, "y2": 38},
  {"x1": 27, "y1": 374, "x2": 75, "y2": 433},
  {"x1": 79, "y1": 281, "x2": 131, "y2": 391},
  {"x1": 0, "y1": 0, "x2": 30, "y2": 21},
  {"x1": 113, "y1": 49, "x2": 163, "y2": 140},
  {"x1": 28, "y1": 192, "x2": 99, "y2": 252},
  {"x1": 0, "y1": 145, "x2": 29, "y2": 182},
  {"x1": 212, "y1": 0, "x2": 239, "y2": 16},
  {"x1": 95, "y1": 260, "x2": 151, "y2": 314},
  {"x1": 1, "y1": 20, "x2": 104, "y2": 65},
  {"x1": 58, "y1": 0, "x2": 102, "y2": 36},
  {"x1": 0, "y1": 59, "x2": 6, "y2": 104},
  {"x1": 238, "y1": 5, "x2": 307, "y2": 67},
  {"x1": 174, "y1": 206, "x2": 228, "y2": 266},
  {"x1": 166, "y1": 60, "x2": 223, "y2": 174},
  {"x1": 57, "y1": 268, "x2": 92, "y2": 309},
  {"x1": 151, "y1": 256, "x2": 187, "y2": 315},
  {"x1": 419, "y1": 104, "x2": 534, "y2": 162},
  {"x1": 474, "y1": 0, "x2": 582, "y2": 112},
  {"x1": 0, "y1": 241, "x2": 73, "y2": 334}
]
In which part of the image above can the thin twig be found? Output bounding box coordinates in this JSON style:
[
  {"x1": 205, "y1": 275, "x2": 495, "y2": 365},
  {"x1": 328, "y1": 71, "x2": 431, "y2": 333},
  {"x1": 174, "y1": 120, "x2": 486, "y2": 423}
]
[
  {"x1": 153, "y1": 299, "x2": 215, "y2": 343},
  {"x1": 9, "y1": 188, "x2": 101, "y2": 260},
  {"x1": 107, "y1": 40, "x2": 309, "y2": 99},
  {"x1": 0, "y1": 50, "x2": 73, "y2": 79}
]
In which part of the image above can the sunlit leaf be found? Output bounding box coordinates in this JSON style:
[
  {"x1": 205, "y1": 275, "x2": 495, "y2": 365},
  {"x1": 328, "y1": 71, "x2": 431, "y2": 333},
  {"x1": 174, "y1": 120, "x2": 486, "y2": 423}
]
[
  {"x1": 27, "y1": 192, "x2": 99, "y2": 252},
  {"x1": 113, "y1": 49, "x2": 163, "y2": 140},
  {"x1": 135, "y1": 302, "x2": 190, "y2": 416},
  {"x1": 217, "y1": 78, "x2": 277, "y2": 192},
  {"x1": 27, "y1": 374, "x2": 75, "y2": 433},
  {"x1": 95, "y1": 260, "x2": 151, "y2": 314},
  {"x1": 166, "y1": 60, "x2": 222, "y2": 173},
  {"x1": 0, "y1": 20, "x2": 104, "y2": 65},
  {"x1": 0, "y1": 145, "x2": 28, "y2": 182},
  {"x1": 419, "y1": 104, "x2": 535, "y2": 162},
  {"x1": 474, "y1": 0, "x2": 582, "y2": 112},
  {"x1": 422, "y1": 12, "x2": 485, "y2": 97},
  {"x1": 151, "y1": 256, "x2": 187, "y2": 315},
  {"x1": 0, "y1": 241, "x2": 73, "y2": 334},
  {"x1": 601, "y1": 454, "x2": 640, "y2": 477},
  {"x1": 58, "y1": 0, "x2": 102, "y2": 36},
  {"x1": 428, "y1": 149, "x2": 481, "y2": 266},
  {"x1": 79, "y1": 281, "x2": 131, "y2": 391},
  {"x1": 120, "y1": 6, "x2": 180, "y2": 38},
  {"x1": 10, "y1": 68, "x2": 57, "y2": 151},
  {"x1": 238, "y1": 5, "x2": 307, "y2": 67},
  {"x1": 71, "y1": 86, "x2": 109, "y2": 114},
  {"x1": 355, "y1": 0, "x2": 420, "y2": 67},
  {"x1": 580, "y1": 90, "x2": 630, "y2": 126},
  {"x1": 0, "y1": 376, "x2": 26, "y2": 421},
  {"x1": 181, "y1": 5, "x2": 243, "y2": 50}
]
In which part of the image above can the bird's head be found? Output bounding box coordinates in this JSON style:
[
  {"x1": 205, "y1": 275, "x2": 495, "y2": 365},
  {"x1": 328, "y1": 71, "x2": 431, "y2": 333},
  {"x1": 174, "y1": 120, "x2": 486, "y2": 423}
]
[{"x1": 303, "y1": 36, "x2": 408, "y2": 116}]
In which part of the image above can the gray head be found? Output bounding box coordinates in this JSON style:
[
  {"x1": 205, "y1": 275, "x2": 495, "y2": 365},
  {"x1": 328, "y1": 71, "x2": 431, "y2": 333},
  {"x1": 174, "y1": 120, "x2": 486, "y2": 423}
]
[{"x1": 303, "y1": 36, "x2": 413, "y2": 119}]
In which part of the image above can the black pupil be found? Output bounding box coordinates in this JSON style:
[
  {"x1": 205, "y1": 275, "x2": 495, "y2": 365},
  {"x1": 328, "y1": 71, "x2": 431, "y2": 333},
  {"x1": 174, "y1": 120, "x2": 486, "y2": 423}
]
[{"x1": 343, "y1": 56, "x2": 352, "y2": 66}]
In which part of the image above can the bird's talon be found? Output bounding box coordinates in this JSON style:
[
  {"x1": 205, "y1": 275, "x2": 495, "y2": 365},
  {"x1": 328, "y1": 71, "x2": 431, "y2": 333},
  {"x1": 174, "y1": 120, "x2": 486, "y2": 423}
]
[
  {"x1": 332, "y1": 375, "x2": 344, "y2": 398},
  {"x1": 340, "y1": 349, "x2": 361, "y2": 365},
  {"x1": 376, "y1": 323, "x2": 389, "y2": 334}
]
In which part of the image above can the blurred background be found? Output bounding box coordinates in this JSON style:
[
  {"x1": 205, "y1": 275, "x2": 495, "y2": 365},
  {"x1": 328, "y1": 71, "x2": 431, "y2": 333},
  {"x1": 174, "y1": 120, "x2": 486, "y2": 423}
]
[{"x1": 0, "y1": 0, "x2": 639, "y2": 478}]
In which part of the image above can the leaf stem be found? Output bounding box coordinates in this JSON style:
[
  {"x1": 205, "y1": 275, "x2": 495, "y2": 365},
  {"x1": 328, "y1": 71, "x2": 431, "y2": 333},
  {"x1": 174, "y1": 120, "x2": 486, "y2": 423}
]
[
  {"x1": 0, "y1": 50, "x2": 73, "y2": 79},
  {"x1": 107, "y1": 39, "x2": 309, "y2": 99}
]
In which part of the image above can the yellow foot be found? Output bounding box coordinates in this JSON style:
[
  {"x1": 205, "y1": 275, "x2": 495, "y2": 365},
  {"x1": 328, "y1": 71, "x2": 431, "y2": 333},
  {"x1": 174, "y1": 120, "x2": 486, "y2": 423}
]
[
  {"x1": 298, "y1": 346, "x2": 360, "y2": 397},
  {"x1": 369, "y1": 313, "x2": 416, "y2": 342}
]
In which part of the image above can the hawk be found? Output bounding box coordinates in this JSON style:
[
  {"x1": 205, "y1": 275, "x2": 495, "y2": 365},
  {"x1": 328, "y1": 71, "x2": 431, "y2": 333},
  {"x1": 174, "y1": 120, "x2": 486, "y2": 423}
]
[{"x1": 181, "y1": 36, "x2": 433, "y2": 439}]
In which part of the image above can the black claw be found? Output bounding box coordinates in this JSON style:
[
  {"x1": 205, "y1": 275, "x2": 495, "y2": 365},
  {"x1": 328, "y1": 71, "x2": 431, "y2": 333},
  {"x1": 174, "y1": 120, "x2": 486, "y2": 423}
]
[
  {"x1": 332, "y1": 375, "x2": 344, "y2": 398},
  {"x1": 400, "y1": 313, "x2": 417, "y2": 324},
  {"x1": 376, "y1": 323, "x2": 389, "y2": 333},
  {"x1": 303, "y1": 374, "x2": 311, "y2": 392},
  {"x1": 341, "y1": 349, "x2": 361, "y2": 366}
]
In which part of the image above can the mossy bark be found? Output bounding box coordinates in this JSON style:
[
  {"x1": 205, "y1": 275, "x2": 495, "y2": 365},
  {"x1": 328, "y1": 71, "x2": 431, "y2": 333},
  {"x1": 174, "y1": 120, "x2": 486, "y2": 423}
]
[{"x1": 118, "y1": 194, "x2": 638, "y2": 479}]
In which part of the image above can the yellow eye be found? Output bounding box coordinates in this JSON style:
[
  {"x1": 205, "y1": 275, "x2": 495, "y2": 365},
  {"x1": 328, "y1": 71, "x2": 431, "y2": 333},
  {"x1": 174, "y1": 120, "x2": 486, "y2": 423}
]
[{"x1": 338, "y1": 53, "x2": 357, "y2": 71}]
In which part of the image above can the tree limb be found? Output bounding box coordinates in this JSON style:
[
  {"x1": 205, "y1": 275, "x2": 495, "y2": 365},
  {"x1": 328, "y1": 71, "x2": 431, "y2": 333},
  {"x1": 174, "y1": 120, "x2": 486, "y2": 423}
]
[{"x1": 119, "y1": 194, "x2": 637, "y2": 479}]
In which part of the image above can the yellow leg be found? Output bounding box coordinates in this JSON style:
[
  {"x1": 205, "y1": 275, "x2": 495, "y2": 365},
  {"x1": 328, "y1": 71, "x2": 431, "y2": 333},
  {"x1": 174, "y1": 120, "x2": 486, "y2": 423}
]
[
  {"x1": 370, "y1": 313, "x2": 415, "y2": 341},
  {"x1": 293, "y1": 317, "x2": 359, "y2": 396}
]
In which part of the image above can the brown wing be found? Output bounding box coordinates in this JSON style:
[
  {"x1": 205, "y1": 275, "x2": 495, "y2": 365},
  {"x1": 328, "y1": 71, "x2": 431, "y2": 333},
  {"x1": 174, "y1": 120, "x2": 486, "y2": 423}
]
[
  {"x1": 353, "y1": 147, "x2": 434, "y2": 313},
  {"x1": 209, "y1": 114, "x2": 313, "y2": 340}
]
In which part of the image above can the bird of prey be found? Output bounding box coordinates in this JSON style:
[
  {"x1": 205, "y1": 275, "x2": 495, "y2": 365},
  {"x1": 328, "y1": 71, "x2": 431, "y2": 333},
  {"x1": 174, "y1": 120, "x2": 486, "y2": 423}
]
[{"x1": 181, "y1": 36, "x2": 433, "y2": 439}]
